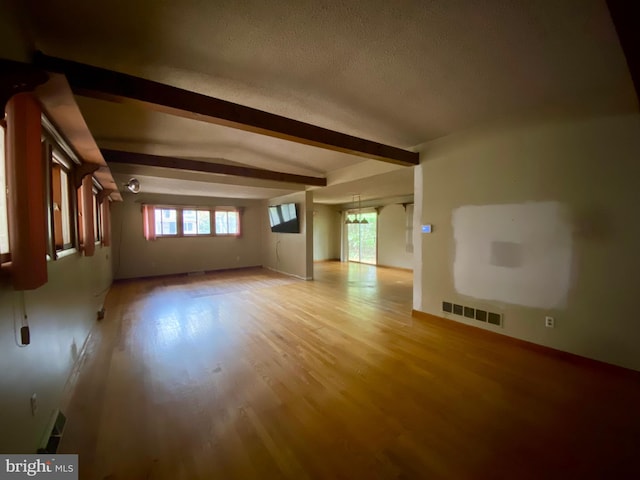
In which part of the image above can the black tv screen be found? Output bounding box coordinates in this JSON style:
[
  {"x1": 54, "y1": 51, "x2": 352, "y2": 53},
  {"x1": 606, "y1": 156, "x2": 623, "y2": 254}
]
[{"x1": 268, "y1": 203, "x2": 300, "y2": 233}]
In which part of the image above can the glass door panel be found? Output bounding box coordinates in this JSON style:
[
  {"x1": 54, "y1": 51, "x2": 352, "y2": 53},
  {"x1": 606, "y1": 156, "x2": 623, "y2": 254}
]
[{"x1": 346, "y1": 212, "x2": 377, "y2": 264}]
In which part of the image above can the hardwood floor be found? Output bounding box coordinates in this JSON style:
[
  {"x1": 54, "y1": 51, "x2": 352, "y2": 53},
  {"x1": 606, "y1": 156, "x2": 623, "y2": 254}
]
[{"x1": 60, "y1": 262, "x2": 640, "y2": 479}]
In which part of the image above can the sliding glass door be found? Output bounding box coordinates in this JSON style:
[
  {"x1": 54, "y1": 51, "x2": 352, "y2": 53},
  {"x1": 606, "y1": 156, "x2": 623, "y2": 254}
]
[{"x1": 347, "y1": 211, "x2": 377, "y2": 264}]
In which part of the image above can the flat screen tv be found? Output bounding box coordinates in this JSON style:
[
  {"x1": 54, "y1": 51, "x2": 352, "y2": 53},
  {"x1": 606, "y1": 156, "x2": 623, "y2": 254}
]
[{"x1": 268, "y1": 203, "x2": 300, "y2": 233}]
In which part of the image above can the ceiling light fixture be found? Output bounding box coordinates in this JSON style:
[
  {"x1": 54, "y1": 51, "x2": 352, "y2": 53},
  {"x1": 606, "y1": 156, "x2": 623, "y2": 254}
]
[
  {"x1": 345, "y1": 194, "x2": 356, "y2": 224},
  {"x1": 124, "y1": 178, "x2": 141, "y2": 194},
  {"x1": 358, "y1": 195, "x2": 368, "y2": 224},
  {"x1": 344, "y1": 194, "x2": 368, "y2": 225}
]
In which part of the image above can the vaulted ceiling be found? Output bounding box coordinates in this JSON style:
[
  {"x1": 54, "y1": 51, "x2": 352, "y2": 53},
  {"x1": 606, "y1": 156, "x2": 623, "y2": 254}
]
[{"x1": 16, "y1": 0, "x2": 638, "y2": 204}]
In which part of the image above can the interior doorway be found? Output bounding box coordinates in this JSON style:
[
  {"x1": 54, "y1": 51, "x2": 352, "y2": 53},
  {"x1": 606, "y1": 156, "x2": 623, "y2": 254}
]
[{"x1": 346, "y1": 211, "x2": 377, "y2": 264}]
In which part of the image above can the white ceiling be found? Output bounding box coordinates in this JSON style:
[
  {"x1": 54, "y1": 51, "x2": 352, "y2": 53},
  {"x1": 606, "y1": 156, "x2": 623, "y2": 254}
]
[
  {"x1": 312, "y1": 167, "x2": 415, "y2": 206},
  {"x1": 21, "y1": 0, "x2": 636, "y2": 204}
]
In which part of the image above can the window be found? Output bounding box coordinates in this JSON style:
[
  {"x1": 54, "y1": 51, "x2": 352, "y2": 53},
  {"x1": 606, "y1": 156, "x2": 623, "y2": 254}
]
[
  {"x1": 155, "y1": 208, "x2": 178, "y2": 236},
  {"x1": 215, "y1": 210, "x2": 240, "y2": 235},
  {"x1": 143, "y1": 205, "x2": 241, "y2": 239},
  {"x1": 100, "y1": 200, "x2": 111, "y2": 247},
  {"x1": 92, "y1": 190, "x2": 101, "y2": 242},
  {"x1": 77, "y1": 174, "x2": 96, "y2": 256},
  {"x1": 51, "y1": 153, "x2": 74, "y2": 251},
  {"x1": 43, "y1": 114, "x2": 106, "y2": 259},
  {"x1": 183, "y1": 209, "x2": 210, "y2": 235},
  {"x1": 0, "y1": 125, "x2": 9, "y2": 262}
]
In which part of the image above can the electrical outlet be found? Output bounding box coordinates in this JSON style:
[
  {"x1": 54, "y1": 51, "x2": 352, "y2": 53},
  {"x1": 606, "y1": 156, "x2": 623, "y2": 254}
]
[
  {"x1": 545, "y1": 316, "x2": 555, "y2": 328},
  {"x1": 30, "y1": 394, "x2": 38, "y2": 416}
]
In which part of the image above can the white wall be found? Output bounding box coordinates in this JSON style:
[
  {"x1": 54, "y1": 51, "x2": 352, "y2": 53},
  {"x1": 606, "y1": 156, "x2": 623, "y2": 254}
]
[
  {"x1": 111, "y1": 193, "x2": 263, "y2": 279},
  {"x1": 414, "y1": 113, "x2": 640, "y2": 371},
  {"x1": 0, "y1": 247, "x2": 112, "y2": 453},
  {"x1": 263, "y1": 191, "x2": 313, "y2": 279},
  {"x1": 378, "y1": 203, "x2": 413, "y2": 269},
  {"x1": 313, "y1": 204, "x2": 340, "y2": 261}
]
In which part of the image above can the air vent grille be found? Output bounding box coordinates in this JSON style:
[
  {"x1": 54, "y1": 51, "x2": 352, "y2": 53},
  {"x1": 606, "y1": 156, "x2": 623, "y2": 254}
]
[
  {"x1": 37, "y1": 410, "x2": 66, "y2": 454},
  {"x1": 442, "y1": 301, "x2": 502, "y2": 327}
]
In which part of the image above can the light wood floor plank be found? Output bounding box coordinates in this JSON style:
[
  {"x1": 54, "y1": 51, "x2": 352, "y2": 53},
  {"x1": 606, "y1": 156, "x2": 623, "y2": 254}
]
[{"x1": 59, "y1": 262, "x2": 640, "y2": 479}]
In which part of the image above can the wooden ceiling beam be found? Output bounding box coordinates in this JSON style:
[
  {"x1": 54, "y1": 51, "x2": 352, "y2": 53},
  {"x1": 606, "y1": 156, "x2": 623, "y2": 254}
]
[
  {"x1": 607, "y1": 0, "x2": 640, "y2": 105},
  {"x1": 34, "y1": 52, "x2": 419, "y2": 166},
  {"x1": 0, "y1": 59, "x2": 48, "y2": 114},
  {"x1": 101, "y1": 149, "x2": 327, "y2": 187}
]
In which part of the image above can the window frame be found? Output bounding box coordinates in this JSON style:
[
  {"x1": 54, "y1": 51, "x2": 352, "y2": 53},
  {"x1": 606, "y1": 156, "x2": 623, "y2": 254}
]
[
  {"x1": 42, "y1": 116, "x2": 82, "y2": 259},
  {"x1": 155, "y1": 207, "x2": 180, "y2": 237},
  {"x1": 2, "y1": 106, "x2": 112, "y2": 275},
  {"x1": 100, "y1": 198, "x2": 112, "y2": 247},
  {"x1": 41, "y1": 114, "x2": 106, "y2": 259},
  {"x1": 92, "y1": 180, "x2": 102, "y2": 244},
  {"x1": 214, "y1": 209, "x2": 241, "y2": 237},
  {"x1": 50, "y1": 150, "x2": 75, "y2": 252},
  {"x1": 146, "y1": 205, "x2": 242, "y2": 239},
  {"x1": 0, "y1": 122, "x2": 9, "y2": 264},
  {"x1": 182, "y1": 208, "x2": 212, "y2": 236}
]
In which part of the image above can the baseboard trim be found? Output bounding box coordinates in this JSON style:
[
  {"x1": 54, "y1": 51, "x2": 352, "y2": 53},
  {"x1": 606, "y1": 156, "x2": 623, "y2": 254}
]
[
  {"x1": 114, "y1": 265, "x2": 263, "y2": 283},
  {"x1": 411, "y1": 309, "x2": 640, "y2": 376},
  {"x1": 264, "y1": 266, "x2": 312, "y2": 281},
  {"x1": 377, "y1": 264, "x2": 413, "y2": 272}
]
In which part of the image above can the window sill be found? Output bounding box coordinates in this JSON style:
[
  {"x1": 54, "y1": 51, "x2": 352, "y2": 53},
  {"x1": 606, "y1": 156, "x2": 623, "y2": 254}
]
[{"x1": 56, "y1": 248, "x2": 78, "y2": 259}]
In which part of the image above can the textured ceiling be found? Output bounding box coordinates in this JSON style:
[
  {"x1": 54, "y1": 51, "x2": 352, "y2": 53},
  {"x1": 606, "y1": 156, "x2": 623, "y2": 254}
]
[
  {"x1": 73, "y1": 97, "x2": 363, "y2": 177},
  {"x1": 111, "y1": 172, "x2": 298, "y2": 200},
  {"x1": 312, "y1": 167, "x2": 416, "y2": 206},
  {"x1": 20, "y1": 0, "x2": 637, "y2": 202}
]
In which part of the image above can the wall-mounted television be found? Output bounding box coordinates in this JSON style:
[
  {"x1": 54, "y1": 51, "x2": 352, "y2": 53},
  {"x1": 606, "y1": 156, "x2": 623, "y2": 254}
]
[{"x1": 268, "y1": 203, "x2": 300, "y2": 233}]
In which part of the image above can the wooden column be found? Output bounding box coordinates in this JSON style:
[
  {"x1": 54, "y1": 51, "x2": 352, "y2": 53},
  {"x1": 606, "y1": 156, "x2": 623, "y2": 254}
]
[
  {"x1": 79, "y1": 175, "x2": 95, "y2": 256},
  {"x1": 5, "y1": 93, "x2": 48, "y2": 290},
  {"x1": 100, "y1": 199, "x2": 111, "y2": 247}
]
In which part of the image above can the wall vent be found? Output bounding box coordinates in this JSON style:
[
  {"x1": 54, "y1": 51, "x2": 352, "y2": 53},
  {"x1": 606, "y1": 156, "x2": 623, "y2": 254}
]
[
  {"x1": 488, "y1": 312, "x2": 502, "y2": 326},
  {"x1": 37, "y1": 411, "x2": 66, "y2": 454},
  {"x1": 442, "y1": 301, "x2": 502, "y2": 327}
]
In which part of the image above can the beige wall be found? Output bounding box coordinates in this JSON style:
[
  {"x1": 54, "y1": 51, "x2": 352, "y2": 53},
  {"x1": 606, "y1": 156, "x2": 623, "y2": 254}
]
[
  {"x1": 263, "y1": 191, "x2": 313, "y2": 279},
  {"x1": 338, "y1": 198, "x2": 414, "y2": 269},
  {"x1": 0, "y1": 246, "x2": 112, "y2": 453},
  {"x1": 414, "y1": 113, "x2": 640, "y2": 371},
  {"x1": 313, "y1": 204, "x2": 340, "y2": 261},
  {"x1": 378, "y1": 203, "x2": 413, "y2": 269},
  {"x1": 111, "y1": 193, "x2": 263, "y2": 279}
]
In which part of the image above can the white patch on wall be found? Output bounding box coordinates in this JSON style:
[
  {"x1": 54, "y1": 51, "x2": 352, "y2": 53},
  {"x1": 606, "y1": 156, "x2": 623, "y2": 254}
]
[
  {"x1": 452, "y1": 202, "x2": 572, "y2": 309},
  {"x1": 406, "y1": 204, "x2": 414, "y2": 253}
]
